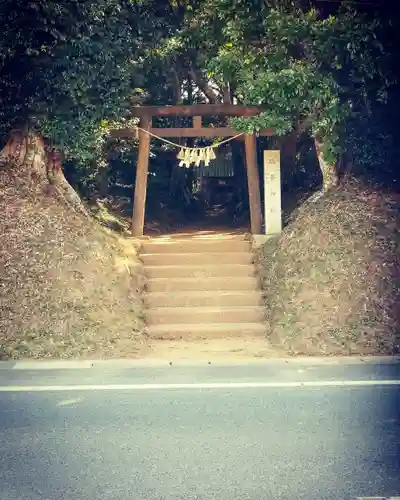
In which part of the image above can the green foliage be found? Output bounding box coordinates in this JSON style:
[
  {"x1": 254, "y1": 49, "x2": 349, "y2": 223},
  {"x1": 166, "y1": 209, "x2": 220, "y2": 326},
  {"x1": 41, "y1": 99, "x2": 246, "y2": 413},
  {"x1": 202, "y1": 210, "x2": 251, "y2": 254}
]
[
  {"x1": 0, "y1": 0, "x2": 142, "y2": 165},
  {"x1": 151, "y1": 0, "x2": 393, "y2": 166},
  {"x1": 0, "y1": 0, "x2": 396, "y2": 186},
  {"x1": 222, "y1": 6, "x2": 388, "y2": 163}
]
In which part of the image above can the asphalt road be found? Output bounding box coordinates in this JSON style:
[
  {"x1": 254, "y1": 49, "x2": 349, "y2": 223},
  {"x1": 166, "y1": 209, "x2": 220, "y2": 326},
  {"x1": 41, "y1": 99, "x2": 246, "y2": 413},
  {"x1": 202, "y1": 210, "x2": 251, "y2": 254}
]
[{"x1": 0, "y1": 359, "x2": 399, "y2": 500}]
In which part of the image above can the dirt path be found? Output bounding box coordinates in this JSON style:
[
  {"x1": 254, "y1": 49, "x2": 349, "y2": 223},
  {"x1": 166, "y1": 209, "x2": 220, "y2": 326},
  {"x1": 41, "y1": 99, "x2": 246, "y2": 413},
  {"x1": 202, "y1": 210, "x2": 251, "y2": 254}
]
[{"x1": 144, "y1": 204, "x2": 250, "y2": 237}]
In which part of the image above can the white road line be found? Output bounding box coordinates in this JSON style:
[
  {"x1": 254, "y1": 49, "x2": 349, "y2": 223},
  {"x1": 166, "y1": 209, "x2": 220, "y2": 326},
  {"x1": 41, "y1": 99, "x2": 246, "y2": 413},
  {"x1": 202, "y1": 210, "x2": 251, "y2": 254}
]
[
  {"x1": 0, "y1": 379, "x2": 399, "y2": 392},
  {"x1": 356, "y1": 497, "x2": 400, "y2": 499},
  {"x1": 356, "y1": 497, "x2": 386, "y2": 500}
]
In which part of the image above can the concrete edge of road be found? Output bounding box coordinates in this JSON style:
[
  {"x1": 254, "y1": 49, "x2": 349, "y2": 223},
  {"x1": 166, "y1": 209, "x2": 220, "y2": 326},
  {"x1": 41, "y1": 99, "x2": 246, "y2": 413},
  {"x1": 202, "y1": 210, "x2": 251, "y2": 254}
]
[{"x1": 0, "y1": 356, "x2": 399, "y2": 370}]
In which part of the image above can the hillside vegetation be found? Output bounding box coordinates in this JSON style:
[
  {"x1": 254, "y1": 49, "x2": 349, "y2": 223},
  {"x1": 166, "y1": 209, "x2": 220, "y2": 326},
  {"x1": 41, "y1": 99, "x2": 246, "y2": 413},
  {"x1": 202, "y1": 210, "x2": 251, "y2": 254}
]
[
  {"x1": 259, "y1": 180, "x2": 400, "y2": 356},
  {"x1": 0, "y1": 149, "x2": 146, "y2": 360}
]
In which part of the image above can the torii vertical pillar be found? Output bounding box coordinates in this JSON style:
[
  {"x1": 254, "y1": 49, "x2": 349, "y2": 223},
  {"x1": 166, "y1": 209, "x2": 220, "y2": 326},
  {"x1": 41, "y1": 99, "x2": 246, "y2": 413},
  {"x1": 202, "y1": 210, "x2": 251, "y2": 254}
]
[
  {"x1": 244, "y1": 133, "x2": 262, "y2": 234},
  {"x1": 132, "y1": 115, "x2": 151, "y2": 236}
]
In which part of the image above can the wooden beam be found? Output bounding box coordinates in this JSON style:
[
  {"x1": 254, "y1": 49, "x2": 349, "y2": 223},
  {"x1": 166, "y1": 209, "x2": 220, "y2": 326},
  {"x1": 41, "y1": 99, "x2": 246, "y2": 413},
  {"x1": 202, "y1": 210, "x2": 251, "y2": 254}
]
[
  {"x1": 132, "y1": 115, "x2": 151, "y2": 237},
  {"x1": 131, "y1": 104, "x2": 263, "y2": 117},
  {"x1": 244, "y1": 134, "x2": 262, "y2": 234},
  {"x1": 112, "y1": 127, "x2": 274, "y2": 139}
]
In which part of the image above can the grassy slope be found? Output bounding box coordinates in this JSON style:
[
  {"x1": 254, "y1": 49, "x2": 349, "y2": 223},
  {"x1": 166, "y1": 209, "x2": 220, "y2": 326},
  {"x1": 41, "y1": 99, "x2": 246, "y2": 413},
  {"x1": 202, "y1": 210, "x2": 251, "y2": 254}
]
[
  {"x1": 0, "y1": 174, "x2": 146, "y2": 360},
  {"x1": 259, "y1": 180, "x2": 400, "y2": 356}
]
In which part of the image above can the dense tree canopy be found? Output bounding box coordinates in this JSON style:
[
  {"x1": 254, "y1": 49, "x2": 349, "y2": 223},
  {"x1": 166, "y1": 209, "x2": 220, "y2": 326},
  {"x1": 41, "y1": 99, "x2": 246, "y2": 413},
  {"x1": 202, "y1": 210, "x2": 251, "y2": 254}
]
[
  {"x1": 0, "y1": 0, "x2": 145, "y2": 164},
  {"x1": 0, "y1": 0, "x2": 398, "y2": 189},
  {"x1": 149, "y1": 0, "x2": 395, "y2": 186}
]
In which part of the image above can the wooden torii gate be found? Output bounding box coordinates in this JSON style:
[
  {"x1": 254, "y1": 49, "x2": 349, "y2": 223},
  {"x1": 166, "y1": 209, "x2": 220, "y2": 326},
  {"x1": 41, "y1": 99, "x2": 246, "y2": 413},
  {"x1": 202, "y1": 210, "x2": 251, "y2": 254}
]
[{"x1": 112, "y1": 104, "x2": 275, "y2": 237}]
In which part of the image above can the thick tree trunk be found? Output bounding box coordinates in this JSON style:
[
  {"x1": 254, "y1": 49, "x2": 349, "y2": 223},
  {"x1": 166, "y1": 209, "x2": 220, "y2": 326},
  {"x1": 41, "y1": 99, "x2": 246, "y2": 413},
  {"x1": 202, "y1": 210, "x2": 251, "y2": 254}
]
[
  {"x1": 0, "y1": 129, "x2": 88, "y2": 215},
  {"x1": 313, "y1": 137, "x2": 339, "y2": 193}
]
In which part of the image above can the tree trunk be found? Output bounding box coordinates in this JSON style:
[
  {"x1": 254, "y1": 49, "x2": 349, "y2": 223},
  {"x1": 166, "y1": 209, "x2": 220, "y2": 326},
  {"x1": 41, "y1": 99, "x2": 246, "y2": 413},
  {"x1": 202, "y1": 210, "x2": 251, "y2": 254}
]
[
  {"x1": 0, "y1": 129, "x2": 88, "y2": 215},
  {"x1": 188, "y1": 67, "x2": 221, "y2": 104},
  {"x1": 313, "y1": 137, "x2": 339, "y2": 193}
]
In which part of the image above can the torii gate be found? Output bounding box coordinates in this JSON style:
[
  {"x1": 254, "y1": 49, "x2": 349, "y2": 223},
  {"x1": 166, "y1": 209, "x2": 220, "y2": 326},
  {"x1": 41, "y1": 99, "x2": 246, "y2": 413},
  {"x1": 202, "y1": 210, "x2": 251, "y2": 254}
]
[{"x1": 112, "y1": 104, "x2": 275, "y2": 237}]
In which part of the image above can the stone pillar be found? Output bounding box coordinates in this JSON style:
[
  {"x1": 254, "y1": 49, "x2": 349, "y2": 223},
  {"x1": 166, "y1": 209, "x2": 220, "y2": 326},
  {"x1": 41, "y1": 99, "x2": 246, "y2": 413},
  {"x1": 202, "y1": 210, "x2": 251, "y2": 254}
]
[{"x1": 263, "y1": 150, "x2": 282, "y2": 235}]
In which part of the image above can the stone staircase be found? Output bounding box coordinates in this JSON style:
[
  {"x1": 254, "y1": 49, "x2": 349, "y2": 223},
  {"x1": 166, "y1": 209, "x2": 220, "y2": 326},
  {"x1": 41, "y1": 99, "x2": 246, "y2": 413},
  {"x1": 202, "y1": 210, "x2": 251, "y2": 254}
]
[{"x1": 140, "y1": 234, "x2": 266, "y2": 340}]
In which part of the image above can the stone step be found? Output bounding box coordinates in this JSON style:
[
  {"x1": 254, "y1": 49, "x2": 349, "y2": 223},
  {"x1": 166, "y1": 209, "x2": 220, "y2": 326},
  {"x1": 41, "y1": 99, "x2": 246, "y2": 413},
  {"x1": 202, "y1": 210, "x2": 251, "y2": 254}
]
[
  {"x1": 147, "y1": 322, "x2": 266, "y2": 340},
  {"x1": 141, "y1": 238, "x2": 251, "y2": 255},
  {"x1": 146, "y1": 264, "x2": 255, "y2": 279},
  {"x1": 146, "y1": 306, "x2": 265, "y2": 325},
  {"x1": 146, "y1": 276, "x2": 260, "y2": 292},
  {"x1": 141, "y1": 252, "x2": 252, "y2": 266},
  {"x1": 145, "y1": 290, "x2": 262, "y2": 308}
]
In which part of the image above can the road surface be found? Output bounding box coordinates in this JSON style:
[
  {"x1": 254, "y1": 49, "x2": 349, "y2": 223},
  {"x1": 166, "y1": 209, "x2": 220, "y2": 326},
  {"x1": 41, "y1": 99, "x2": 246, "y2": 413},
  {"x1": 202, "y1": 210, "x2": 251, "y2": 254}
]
[{"x1": 0, "y1": 358, "x2": 399, "y2": 500}]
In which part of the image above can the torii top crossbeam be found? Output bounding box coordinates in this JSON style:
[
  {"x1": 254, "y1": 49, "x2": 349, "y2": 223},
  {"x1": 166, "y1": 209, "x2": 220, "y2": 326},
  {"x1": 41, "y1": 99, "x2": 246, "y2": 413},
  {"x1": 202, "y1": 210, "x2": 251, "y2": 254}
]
[
  {"x1": 130, "y1": 104, "x2": 264, "y2": 117},
  {"x1": 114, "y1": 104, "x2": 274, "y2": 139}
]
